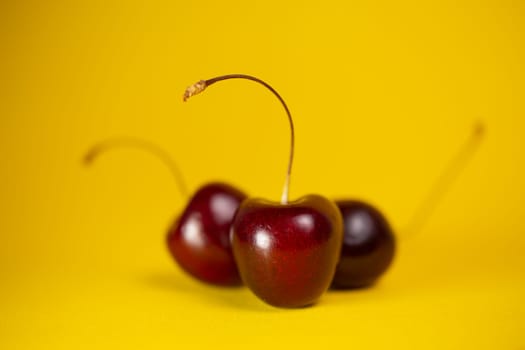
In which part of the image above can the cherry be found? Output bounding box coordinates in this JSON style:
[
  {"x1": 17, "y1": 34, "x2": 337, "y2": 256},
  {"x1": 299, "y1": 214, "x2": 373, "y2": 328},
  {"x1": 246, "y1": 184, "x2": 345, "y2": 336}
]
[
  {"x1": 232, "y1": 196, "x2": 342, "y2": 307},
  {"x1": 84, "y1": 138, "x2": 247, "y2": 286},
  {"x1": 331, "y1": 123, "x2": 485, "y2": 289},
  {"x1": 166, "y1": 182, "x2": 246, "y2": 286},
  {"x1": 332, "y1": 200, "x2": 395, "y2": 289},
  {"x1": 184, "y1": 74, "x2": 343, "y2": 308}
]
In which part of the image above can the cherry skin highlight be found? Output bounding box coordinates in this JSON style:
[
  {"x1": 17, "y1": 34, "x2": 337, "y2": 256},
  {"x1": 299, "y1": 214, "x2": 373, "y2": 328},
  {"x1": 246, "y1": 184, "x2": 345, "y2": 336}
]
[
  {"x1": 166, "y1": 182, "x2": 247, "y2": 286},
  {"x1": 332, "y1": 200, "x2": 395, "y2": 289},
  {"x1": 232, "y1": 195, "x2": 343, "y2": 307}
]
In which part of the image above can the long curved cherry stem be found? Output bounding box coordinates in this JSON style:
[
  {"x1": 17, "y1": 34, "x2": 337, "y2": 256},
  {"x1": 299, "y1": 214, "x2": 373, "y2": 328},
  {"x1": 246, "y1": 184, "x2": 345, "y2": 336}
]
[
  {"x1": 83, "y1": 137, "x2": 189, "y2": 199},
  {"x1": 402, "y1": 121, "x2": 485, "y2": 240},
  {"x1": 183, "y1": 74, "x2": 294, "y2": 204}
]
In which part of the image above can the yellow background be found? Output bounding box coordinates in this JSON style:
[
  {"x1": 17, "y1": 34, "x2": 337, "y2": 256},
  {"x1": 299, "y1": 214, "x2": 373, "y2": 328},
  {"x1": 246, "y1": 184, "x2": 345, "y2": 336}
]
[{"x1": 1, "y1": 0, "x2": 524, "y2": 348}]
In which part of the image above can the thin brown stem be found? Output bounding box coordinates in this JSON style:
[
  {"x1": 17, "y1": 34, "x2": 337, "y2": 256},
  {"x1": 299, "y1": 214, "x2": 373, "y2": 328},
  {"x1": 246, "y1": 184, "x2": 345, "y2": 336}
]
[
  {"x1": 403, "y1": 121, "x2": 486, "y2": 239},
  {"x1": 83, "y1": 137, "x2": 189, "y2": 199},
  {"x1": 183, "y1": 74, "x2": 294, "y2": 204}
]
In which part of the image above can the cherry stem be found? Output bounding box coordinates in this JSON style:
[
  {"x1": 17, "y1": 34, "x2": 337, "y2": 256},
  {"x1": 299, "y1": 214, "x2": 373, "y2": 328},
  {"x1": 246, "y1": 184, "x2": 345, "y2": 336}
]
[
  {"x1": 403, "y1": 121, "x2": 485, "y2": 239},
  {"x1": 183, "y1": 74, "x2": 294, "y2": 204},
  {"x1": 83, "y1": 137, "x2": 189, "y2": 199}
]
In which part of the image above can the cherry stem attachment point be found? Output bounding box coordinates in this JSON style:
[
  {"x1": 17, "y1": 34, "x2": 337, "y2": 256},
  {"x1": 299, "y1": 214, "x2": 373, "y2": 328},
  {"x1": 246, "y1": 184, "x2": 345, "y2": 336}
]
[
  {"x1": 83, "y1": 137, "x2": 189, "y2": 199},
  {"x1": 183, "y1": 74, "x2": 295, "y2": 204}
]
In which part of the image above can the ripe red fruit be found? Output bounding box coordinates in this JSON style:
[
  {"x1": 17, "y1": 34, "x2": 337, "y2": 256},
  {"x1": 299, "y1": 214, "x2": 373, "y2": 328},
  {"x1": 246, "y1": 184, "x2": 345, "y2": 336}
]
[
  {"x1": 83, "y1": 138, "x2": 246, "y2": 286},
  {"x1": 232, "y1": 196, "x2": 342, "y2": 307},
  {"x1": 166, "y1": 182, "x2": 246, "y2": 286},
  {"x1": 184, "y1": 74, "x2": 343, "y2": 307},
  {"x1": 331, "y1": 122, "x2": 485, "y2": 289},
  {"x1": 332, "y1": 200, "x2": 395, "y2": 289}
]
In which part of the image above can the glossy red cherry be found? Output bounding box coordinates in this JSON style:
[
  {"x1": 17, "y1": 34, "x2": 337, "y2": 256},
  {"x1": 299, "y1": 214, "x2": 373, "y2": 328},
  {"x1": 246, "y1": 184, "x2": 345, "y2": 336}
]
[
  {"x1": 184, "y1": 74, "x2": 343, "y2": 307},
  {"x1": 84, "y1": 138, "x2": 246, "y2": 286},
  {"x1": 166, "y1": 182, "x2": 246, "y2": 286},
  {"x1": 232, "y1": 196, "x2": 342, "y2": 307},
  {"x1": 332, "y1": 200, "x2": 395, "y2": 289}
]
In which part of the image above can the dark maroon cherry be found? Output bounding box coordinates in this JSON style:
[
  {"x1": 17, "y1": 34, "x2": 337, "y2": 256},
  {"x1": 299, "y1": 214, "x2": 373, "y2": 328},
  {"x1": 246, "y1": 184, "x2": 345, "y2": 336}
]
[
  {"x1": 330, "y1": 122, "x2": 485, "y2": 289},
  {"x1": 84, "y1": 138, "x2": 247, "y2": 286},
  {"x1": 184, "y1": 74, "x2": 343, "y2": 307},
  {"x1": 166, "y1": 182, "x2": 246, "y2": 286},
  {"x1": 332, "y1": 200, "x2": 395, "y2": 289}
]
